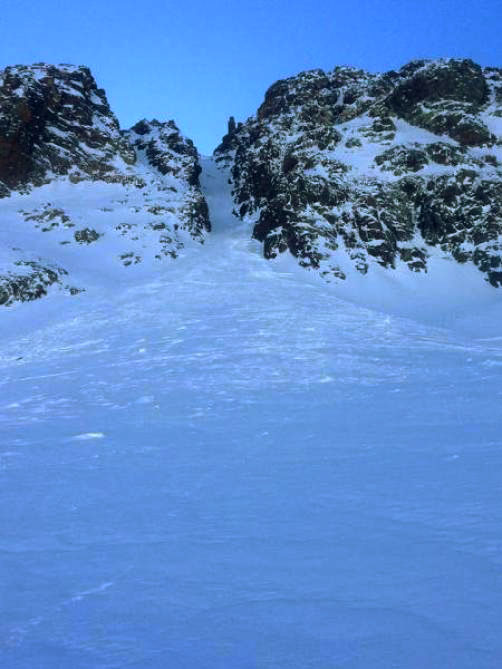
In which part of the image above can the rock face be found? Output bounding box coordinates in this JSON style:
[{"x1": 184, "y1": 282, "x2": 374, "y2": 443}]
[
  {"x1": 125, "y1": 119, "x2": 209, "y2": 239},
  {"x1": 0, "y1": 64, "x2": 135, "y2": 189},
  {"x1": 0, "y1": 63, "x2": 210, "y2": 305},
  {"x1": 215, "y1": 58, "x2": 502, "y2": 286}
]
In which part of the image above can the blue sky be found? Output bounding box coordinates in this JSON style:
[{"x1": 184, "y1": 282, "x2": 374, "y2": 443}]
[{"x1": 2, "y1": 0, "x2": 501, "y2": 153}]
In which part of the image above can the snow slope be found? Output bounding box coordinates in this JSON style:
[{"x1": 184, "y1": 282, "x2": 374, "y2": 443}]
[{"x1": 1, "y1": 159, "x2": 502, "y2": 668}]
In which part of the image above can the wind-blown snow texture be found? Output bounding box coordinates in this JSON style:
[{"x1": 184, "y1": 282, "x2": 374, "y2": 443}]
[
  {"x1": 1, "y1": 158, "x2": 502, "y2": 668},
  {"x1": 2, "y1": 60, "x2": 502, "y2": 668}
]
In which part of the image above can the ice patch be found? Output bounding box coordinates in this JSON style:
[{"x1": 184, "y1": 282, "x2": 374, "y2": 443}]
[
  {"x1": 71, "y1": 581, "x2": 114, "y2": 602},
  {"x1": 135, "y1": 395, "x2": 154, "y2": 404}
]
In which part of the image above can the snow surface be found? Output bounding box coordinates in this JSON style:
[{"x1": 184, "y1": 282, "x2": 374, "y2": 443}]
[{"x1": 1, "y1": 158, "x2": 502, "y2": 668}]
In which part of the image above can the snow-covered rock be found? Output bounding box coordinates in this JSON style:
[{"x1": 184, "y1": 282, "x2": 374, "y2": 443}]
[
  {"x1": 0, "y1": 64, "x2": 210, "y2": 305},
  {"x1": 2, "y1": 58, "x2": 502, "y2": 309},
  {"x1": 216, "y1": 58, "x2": 502, "y2": 287}
]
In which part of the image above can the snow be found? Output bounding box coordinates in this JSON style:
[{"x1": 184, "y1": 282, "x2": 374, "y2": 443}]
[
  {"x1": 392, "y1": 117, "x2": 458, "y2": 146},
  {"x1": 0, "y1": 171, "x2": 202, "y2": 298},
  {"x1": 71, "y1": 432, "x2": 106, "y2": 441},
  {"x1": 1, "y1": 158, "x2": 502, "y2": 667}
]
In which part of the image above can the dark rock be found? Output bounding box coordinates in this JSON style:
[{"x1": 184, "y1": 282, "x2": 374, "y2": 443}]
[
  {"x1": 74, "y1": 228, "x2": 102, "y2": 244},
  {"x1": 387, "y1": 59, "x2": 488, "y2": 112},
  {"x1": 375, "y1": 146, "x2": 429, "y2": 174},
  {"x1": 0, "y1": 261, "x2": 67, "y2": 306}
]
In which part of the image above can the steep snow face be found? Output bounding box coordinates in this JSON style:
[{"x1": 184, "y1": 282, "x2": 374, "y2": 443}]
[
  {"x1": 216, "y1": 58, "x2": 502, "y2": 288},
  {"x1": 0, "y1": 65, "x2": 210, "y2": 306},
  {"x1": 1, "y1": 160, "x2": 502, "y2": 668}
]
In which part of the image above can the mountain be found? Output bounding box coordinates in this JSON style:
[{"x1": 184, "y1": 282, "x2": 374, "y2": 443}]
[
  {"x1": 2, "y1": 61, "x2": 502, "y2": 669},
  {"x1": 215, "y1": 58, "x2": 502, "y2": 286},
  {"x1": 0, "y1": 64, "x2": 210, "y2": 306},
  {"x1": 1, "y1": 59, "x2": 502, "y2": 309}
]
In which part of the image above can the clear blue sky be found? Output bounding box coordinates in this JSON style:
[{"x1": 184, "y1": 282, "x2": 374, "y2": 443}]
[{"x1": 1, "y1": 0, "x2": 501, "y2": 153}]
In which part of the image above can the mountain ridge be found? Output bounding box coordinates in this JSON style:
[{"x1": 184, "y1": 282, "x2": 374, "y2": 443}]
[
  {"x1": 1, "y1": 58, "x2": 501, "y2": 307},
  {"x1": 0, "y1": 63, "x2": 210, "y2": 306},
  {"x1": 216, "y1": 57, "x2": 502, "y2": 287}
]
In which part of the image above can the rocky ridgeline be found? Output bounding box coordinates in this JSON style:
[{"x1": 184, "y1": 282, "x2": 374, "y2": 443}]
[
  {"x1": 2, "y1": 59, "x2": 502, "y2": 307},
  {"x1": 0, "y1": 63, "x2": 210, "y2": 305},
  {"x1": 215, "y1": 58, "x2": 502, "y2": 286},
  {"x1": 125, "y1": 119, "x2": 209, "y2": 239}
]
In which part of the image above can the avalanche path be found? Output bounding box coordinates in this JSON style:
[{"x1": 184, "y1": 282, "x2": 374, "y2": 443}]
[{"x1": 0, "y1": 158, "x2": 501, "y2": 668}]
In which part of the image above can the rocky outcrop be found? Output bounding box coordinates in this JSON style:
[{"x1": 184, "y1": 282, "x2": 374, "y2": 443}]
[
  {"x1": 0, "y1": 260, "x2": 69, "y2": 306},
  {"x1": 125, "y1": 119, "x2": 210, "y2": 239},
  {"x1": 0, "y1": 64, "x2": 211, "y2": 306},
  {"x1": 215, "y1": 58, "x2": 502, "y2": 286},
  {"x1": 0, "y1": 63, "x2": 135, "y2": 190}
]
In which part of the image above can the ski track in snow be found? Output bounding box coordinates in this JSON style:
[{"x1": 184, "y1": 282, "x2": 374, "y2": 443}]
[{"x1": 0, "y1": 158, "x2": 502, "y2": 668}]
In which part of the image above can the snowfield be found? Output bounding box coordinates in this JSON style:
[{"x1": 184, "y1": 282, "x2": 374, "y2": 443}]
[{"x1": 1, "y1": 159, "x2": 502, "y2": 668}]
